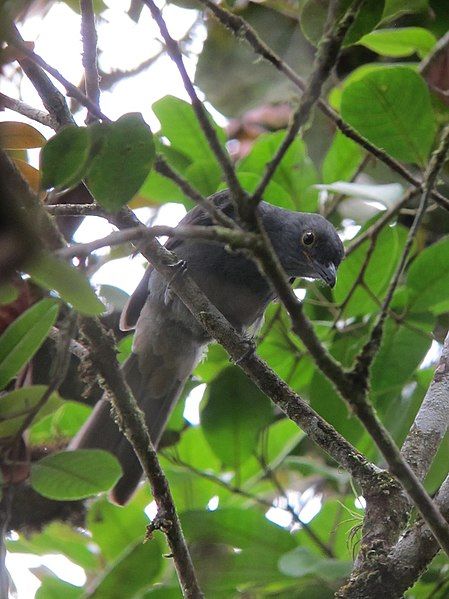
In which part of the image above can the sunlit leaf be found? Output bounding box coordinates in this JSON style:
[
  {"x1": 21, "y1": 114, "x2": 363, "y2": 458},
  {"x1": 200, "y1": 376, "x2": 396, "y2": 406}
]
[
  {"x1": 26, "y1": 253, "x2": 105, "y2": 315},
  {"x1": 40, "y1": 125, "x2": 91, "y2": 190},
  {"x1": 358, "y1": 27, "x2": 436, "y2": 59},
  {"x1": 0, "y1": 299, "x2": 58, "y2": 390},
  {"x1": 0, "y1": 121, "x2": 46, "y2": 149},
  {"x1": 201, "y1": 366, "x2": 273, "y2": 469},
  {"x1": 87, "y1": 113, "x2": 155, "y2": 211},
  {"x1": 341, "y1": 67, "x2": 435, "y2": 165},
  {"x1": 0, "y1": 385, "x2": 64, "y2": 438},
  {"x1": 30, "y1": 449, "x2": 122, "y2": 500}
]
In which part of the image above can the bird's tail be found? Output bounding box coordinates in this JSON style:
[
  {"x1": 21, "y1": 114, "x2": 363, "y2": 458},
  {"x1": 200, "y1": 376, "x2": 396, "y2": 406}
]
[{"x1": 70, "y1": 346, "x2": 200, "y2": 505}]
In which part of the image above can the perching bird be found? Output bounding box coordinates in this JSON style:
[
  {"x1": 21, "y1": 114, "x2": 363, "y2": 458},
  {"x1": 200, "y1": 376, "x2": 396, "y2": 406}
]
[{"x1": 71, "y1": 190, "x2": 344, "y2": 504}]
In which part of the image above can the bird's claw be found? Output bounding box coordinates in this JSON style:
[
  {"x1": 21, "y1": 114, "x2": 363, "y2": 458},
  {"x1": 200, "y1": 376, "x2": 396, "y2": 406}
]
[{"x1": 164, "y1": 260, "x2": 187, "y2": 306}]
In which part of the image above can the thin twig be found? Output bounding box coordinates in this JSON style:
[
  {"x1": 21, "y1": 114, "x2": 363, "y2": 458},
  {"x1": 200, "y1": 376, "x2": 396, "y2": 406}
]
[
  {"x1": 80, "y1": 0, "x2": 101, "y2": 123},
  {"x1": 56, "y1": 223, "x2": 259, "y2": 259},
  {"x1": 0, "y1": 92, "x2": 57, "y2": 128}
]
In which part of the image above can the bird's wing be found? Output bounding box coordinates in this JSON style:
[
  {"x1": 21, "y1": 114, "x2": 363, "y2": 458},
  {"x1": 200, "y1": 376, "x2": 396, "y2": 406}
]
[{"x1": 119, "y1": 190, "x2": 234, "y2": 330}]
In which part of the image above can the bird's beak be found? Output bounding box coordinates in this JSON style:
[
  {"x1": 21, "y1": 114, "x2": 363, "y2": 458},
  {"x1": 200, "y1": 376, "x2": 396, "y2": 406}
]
[{"x1": 313, "y1": 261, "x2": 337, "y2": 288}]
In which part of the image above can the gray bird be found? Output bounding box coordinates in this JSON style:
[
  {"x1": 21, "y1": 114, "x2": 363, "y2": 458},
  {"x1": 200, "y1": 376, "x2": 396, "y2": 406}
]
[{"x1": 71, "y1": 190, "x2": 344, "y2": 504}]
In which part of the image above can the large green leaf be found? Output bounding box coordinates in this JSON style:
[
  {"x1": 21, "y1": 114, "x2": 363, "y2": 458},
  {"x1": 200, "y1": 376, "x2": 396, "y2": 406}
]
[
  {"x1": 195, "y1": 4, "x2": 308, "y2": 117},
  {"x1": 358, "y1": 27, "x2": 436, "y2": 59},
  {"x1": 30, "y1": 449, "x2": 122, "y2": 500},
  {"x1": 341, "y1": 66, "x2": 435, "y2": 165},
  {"x1": 334, "y1": 224, "x2": 407, "y2": 318},
  {"x1": 279, "y1": 546, "x2": 351, "y2": 581},
  {"x1": 153, "y1": 95, "x2": 225, "y2": 164},
  {"x1": 88, "y1": 538, "x2": 163, "y2": 599},
  {"x1": 26, "y1": 253, "x2": 105, "y2": 316},
  {"x1": 87, "y1": 113, "x2": 155, "y2": 211},
  {"x1": 0, "y1": 385, "x2": 64, "y2": 438},
  {"x1": 29, "y1": 401, "x2": 91, "y2": 444},
  {"x1": 407, "y1": 237, "x2": 449, "y2": 314},
  {"x1": 87, "y1": 490, "x2": 150, "y2": 562},
  {"x1": 201, "y1": 366, "x2": 273, "y2": 469},
  {"x1": 371, "y1": 314, "x2": 434, "y2": 397},
  {"x1": 322, "y1": 131, "x2": 363, "y2": 184},
  {"x1": 182, "y1": 507, "x2": 296, "y2": 553},
  {"x1": 40, "y1": 125, "x2": 91, "y2": 191},
  {"x1": 0, "y1": 299, "x2": 58, "y2": 390}
]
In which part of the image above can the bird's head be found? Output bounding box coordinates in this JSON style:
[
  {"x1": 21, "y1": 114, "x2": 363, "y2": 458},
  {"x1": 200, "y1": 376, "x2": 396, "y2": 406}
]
[{"x1": 265, "y1": 209, "x2": 345, "y2": 288}]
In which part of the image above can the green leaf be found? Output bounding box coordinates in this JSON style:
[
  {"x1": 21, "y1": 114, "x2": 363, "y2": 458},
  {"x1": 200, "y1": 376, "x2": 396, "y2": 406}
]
[
  {"x1": 0, "y1": 284, "x2": 18, "y2": 305},
  {"x1": 322, "y1": 132, "x2": 363, "y2": 184},
  {"x1": 334, "y1": 224, "x2": 407, "y2": 318},
  {"x1": 233, "y1": 173, "x2": 294, "y2": 209},
  {"x1": 87, "y1": 113, "x2": 155, "y2": 211},
  {"x1": 382, "y1": 0, "x2": 429, "y2": 21},
  {"x1": 0, "y1": 385, "x2": 64, "y2": 438},
  {"x1": 341, "y1": 66, "x2": 435, "y2": 165},
  {"x1": 36, "y1": 578, "x2": 83, "y2": 599},
  {"x1": 26, "y1": 253, "x2": 105, "y2": 315},
  {"x1": 88, "y1": 538, "x2": 163, "y2": 598},
  {"x1": 358, "y1": 28, "x2": 436, "y2": 59},
  {"x1": 30, "y1": 449, "x2": 122, "y2": 500},
  {"x1": 40, "y1": 125, "x2": 91, "y2": 190},
  {"x1": 87, "y1": 490, "x2": 150, "y2": 562},
  {"x1": 407, "y1": 237, "x2": 449, "y2": 314},
  {"x1": 300, "y1": 0, "x2": 383, "y2": 47},
  {"x1": 371, "y1": 314, "x2": 434, "y2": 397},
  {"x1": 182, "y1": 508, "x2": 296, "y2": 553},
  {"x1": 328, "y1": 62, "x2": 390, "y2": 112},
  {"x1": 278, "y1": 547, "x2": 352, "y2": 581},
  {"x1": 184, "y1": 159, "x2": 222, "y2": 196},
  {"x1": 153, "y1": 95, "x2": 225, "y2": 164},
  {"x1": 29, "y1": 401, "x2": 91, "y2": 444},
  {"x1": 201, "y1": 366, "x2": 273, "y2": 469},
  {"x1": 0, "y1": 299, "x2": 58, "y2": 390}
]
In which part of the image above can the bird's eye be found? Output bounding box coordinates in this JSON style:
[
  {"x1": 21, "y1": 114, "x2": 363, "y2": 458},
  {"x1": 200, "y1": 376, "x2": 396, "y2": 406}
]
[{"x1": 302, "y1": 231, "x2": 315, "y2": 246}]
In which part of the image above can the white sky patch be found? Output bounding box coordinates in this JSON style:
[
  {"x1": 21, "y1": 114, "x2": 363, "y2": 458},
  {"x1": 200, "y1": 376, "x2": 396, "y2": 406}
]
[
  {"x1": 6, "y1": 552, "x2": 86, "y2": 598},
  {"x1": 266, "y1": 489, "x2": 322, "y2": 529},
  {"x1": 420, "y1": 339, "x2": 442, "y2": 370},
  {"x1": 184, "y1": 383, "x2": 207, "y2": 425},
  {"x1": 207, "y1": 495, "x2": 219, "y2": 511}
]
